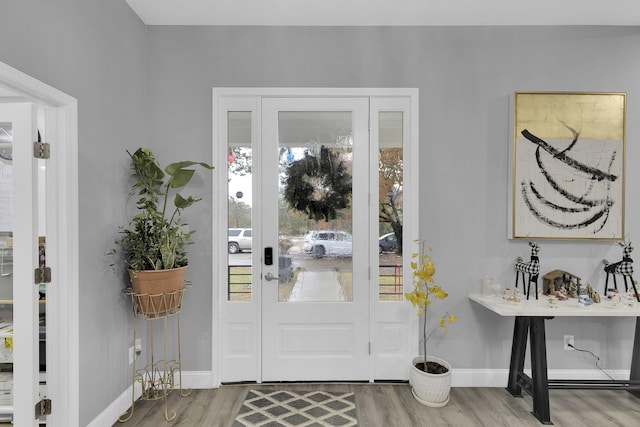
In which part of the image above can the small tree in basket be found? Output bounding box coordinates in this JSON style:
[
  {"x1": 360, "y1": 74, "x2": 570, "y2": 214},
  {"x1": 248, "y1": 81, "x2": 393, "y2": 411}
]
[{"x1": 405, "y1": 240, "x2": 457, "y2": 374}]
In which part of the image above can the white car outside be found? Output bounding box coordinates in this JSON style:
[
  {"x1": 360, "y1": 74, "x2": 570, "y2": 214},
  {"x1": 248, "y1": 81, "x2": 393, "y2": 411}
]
[
  {"x1": 228, "y1": 228, "x2": 252, "y2": 253},
  {"x1": 303, "y1": 230, "x2": 353, "y2": 258}
]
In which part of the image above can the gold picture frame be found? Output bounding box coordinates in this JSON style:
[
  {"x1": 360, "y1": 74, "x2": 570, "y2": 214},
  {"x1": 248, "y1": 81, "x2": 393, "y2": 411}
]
[{"x1": 512, "y1": 92, "x2": 626, "y2": 240}]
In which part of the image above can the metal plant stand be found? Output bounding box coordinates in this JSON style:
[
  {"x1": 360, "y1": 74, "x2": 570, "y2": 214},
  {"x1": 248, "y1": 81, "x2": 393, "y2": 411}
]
[{"x1": 118, "y1": 285, "x2": 191, "y2": 422}]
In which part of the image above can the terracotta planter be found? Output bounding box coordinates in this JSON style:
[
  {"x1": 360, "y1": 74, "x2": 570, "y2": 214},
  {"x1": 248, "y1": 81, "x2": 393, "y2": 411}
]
[
  {"x1": 128, "y1": 267, "x2": 187, "y2": 316},
  {"x1": 409, "y1": 356, "x2": 452, "y2": 407}
]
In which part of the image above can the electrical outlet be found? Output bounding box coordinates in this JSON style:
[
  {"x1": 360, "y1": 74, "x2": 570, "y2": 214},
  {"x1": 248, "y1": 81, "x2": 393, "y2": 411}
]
[
  {"x1": 564, "y1": 335, "x2": 575, "y2": 350},
  {"x1": 129, "y1": 345, "x2": 134, "y2": 364}
]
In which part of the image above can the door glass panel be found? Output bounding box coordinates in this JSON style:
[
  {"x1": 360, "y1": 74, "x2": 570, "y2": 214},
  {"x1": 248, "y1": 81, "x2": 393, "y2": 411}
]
[
  {"x1": 0, "y1": 122, "x2": 13, "y2": 405},
  {"x1": 277, "y1": 111, "x2": 353, "y2": 302},
  {"x1": 37, "y1": 140, "x2": 47, "y2": 407},
  {"x1": 378, "y1": 112, "x2": 403, "y2": 301},
  {"x1": 36, "y1": 122, "x2": 49, "y2": 423},
  {"x1": 227, "y1": 112, "x2": 253, "y2": 301},
  {"x1": 0, "y1": 122, "x2": 13, "y2": 420}
]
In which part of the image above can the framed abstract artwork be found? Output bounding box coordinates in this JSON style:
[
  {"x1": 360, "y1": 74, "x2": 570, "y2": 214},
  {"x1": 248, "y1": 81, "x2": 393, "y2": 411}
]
[{"x1": 511, "y1": 92, "x2": 626, "y2": 240}]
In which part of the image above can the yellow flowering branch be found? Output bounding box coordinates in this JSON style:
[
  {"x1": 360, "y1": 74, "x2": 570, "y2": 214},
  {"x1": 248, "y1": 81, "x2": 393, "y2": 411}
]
[{"x1": 405, "y1": 240, "x2": 456, "y2": 368}]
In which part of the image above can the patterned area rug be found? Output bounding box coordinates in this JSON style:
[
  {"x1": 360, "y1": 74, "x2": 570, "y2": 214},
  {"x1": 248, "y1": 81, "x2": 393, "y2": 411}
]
[{"x1": 233, "y1": 389, "x2": 358, "y2": 427}]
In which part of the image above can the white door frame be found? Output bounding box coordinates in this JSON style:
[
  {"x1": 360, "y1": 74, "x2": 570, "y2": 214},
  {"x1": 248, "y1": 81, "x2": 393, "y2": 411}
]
[
  {"x1": 0, "y1": 61, "x2": 79, "y2": 427},
  {"x1": 212, "y1": 88, "x2": 418, "y2": 385}
]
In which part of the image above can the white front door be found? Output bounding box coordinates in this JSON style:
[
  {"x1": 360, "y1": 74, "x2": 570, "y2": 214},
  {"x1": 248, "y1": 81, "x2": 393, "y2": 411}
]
[
  {"x1": 216, "y1": 88, "x2": 418, "y2": 385},
  {"x1": 260, "y1": 98, "x2": 370, "y2": 381}
]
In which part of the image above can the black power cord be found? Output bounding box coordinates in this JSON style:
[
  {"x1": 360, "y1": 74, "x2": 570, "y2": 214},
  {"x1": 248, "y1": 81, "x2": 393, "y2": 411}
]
[{"x1": 567, "y1": 343, "x2": 615, "y2": 380}]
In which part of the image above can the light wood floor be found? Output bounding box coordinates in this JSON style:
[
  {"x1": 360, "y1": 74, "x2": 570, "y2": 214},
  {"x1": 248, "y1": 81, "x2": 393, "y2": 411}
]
[{"x1": 114, "y1": 383, "x2": 640, "y2": 426}]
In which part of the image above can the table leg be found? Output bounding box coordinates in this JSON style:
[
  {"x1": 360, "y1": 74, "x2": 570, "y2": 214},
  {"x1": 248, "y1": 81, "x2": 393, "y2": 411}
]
[
  {"x1": 629, "y1": 317, "x2": 640, "y2": 398},
  {"x1": 529, "y1": 317, "x2": 552, "y2": 425},
  {"x1": 507, "y1": 316, "x2": 529, "y2": 397}
]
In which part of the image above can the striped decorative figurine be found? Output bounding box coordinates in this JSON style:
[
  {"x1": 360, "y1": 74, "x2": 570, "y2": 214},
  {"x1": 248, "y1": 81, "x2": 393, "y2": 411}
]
[
  {"x1": 514, "y1": 242, "x2": 540, "y2": 300},
  {"x1": 603, "y1": 241, "x2": 639, "y2": 302}
]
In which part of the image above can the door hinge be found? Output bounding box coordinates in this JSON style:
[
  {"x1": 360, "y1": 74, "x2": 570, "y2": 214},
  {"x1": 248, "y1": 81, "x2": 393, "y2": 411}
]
[
  {"x1": 34, "y1": 130, "x2": 50, "y2": 159},
  {"x1": 35, "y1": 398, "x2": 52, "y2": 418},
  {"x1": 33, "y1": 141, "x2": 50, "y2": 159},
  {"x1": 35, "y1": 267, "x2": 52, "y2": 284}
]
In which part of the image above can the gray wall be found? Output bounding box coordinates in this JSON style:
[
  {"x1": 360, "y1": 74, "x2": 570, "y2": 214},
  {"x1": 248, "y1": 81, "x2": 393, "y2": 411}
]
[
  {"x1": 0, "y1": 1, "x2": 146, "y2": 425},
  {"x1": 146, "y1": 25, "x2": 640, "y2": 374},
  {"x1": 3, "y1": 2, "x2": 640, "y2": 424}
]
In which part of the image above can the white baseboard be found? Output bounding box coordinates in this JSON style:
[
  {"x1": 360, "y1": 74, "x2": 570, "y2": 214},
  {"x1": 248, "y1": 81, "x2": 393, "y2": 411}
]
[
  {"x1": 87, "y1": 381, "x2": 143, "y2": 427},
  {"x1": 88, "y1": 371, "x2": 216, "y2": 427},
  {"x1": 90, "y1": 369, "x2": 630, "y2": 426},
  {"x1": 179, "y1": 370, "x2": 217, "y2": 389},
  {"x1": 451, "y1": 369, "x2": 511, "y2": 387},
  {"x1": 451, "y1": 368, "x2": 631, "y2": 387}
]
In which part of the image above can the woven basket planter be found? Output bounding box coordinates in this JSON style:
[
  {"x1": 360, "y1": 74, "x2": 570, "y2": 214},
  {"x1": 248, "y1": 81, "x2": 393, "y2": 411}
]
[
  {"x1": 128, "y1": 267, "x2": 187, "y2": 316},
  {"x1": 409, "y1": 356, "x2": 452, "y2": 407}
]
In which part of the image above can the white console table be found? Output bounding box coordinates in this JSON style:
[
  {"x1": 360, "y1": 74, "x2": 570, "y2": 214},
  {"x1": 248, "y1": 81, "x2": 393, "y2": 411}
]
[{"x1": 469, "y1": 293, "x2": 640, "y2": 425}]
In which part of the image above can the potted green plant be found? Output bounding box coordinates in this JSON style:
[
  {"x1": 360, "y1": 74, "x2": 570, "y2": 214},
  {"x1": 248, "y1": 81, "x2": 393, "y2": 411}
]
[
  {"x1": 405, "y1": 240, "x2": 457, "y2": 407},
  {"x1": 113, "y1": 147, "x2": 214, "y2": 315}
]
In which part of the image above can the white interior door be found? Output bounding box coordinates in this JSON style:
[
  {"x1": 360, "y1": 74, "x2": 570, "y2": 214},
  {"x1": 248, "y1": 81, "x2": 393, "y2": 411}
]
[
  {"x1": 0, "y1": 102, "x2": 42, "y2": 426},
  {"x1": 261, "y1": 98, "x2": 371, "y2": 381}
]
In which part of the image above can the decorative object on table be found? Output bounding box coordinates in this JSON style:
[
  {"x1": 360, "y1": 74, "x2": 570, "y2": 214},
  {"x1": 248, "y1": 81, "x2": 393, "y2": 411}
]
[
  {"x1": 577, "y1": 289, "x2": 593, "y2": 308},
  {"x1": 514, "y1": 241, "x2": 540, "y2": 300},
  {"x1": 610, "y1": 292, "x2": 622, "y2": 308},
  {"x1": 482, "y1": 275, "x2": 501, "y2": 297},
  {"x1": 503, "y1": 288, "x2": 522, "y2": 304},
  {"x1": 405, "y1": 240, "x2": 456, "y2": 407},
  {"x1": 623, "y1": 292, "x2": 636, "y2": 307},
  {"x1": 547, "y1": 295, "x2": 558, "y2": 308},
  {"x1": 112, "y1": 148, "x2": 214, "y2": 315},
  {"x1": 584, "y1": 284, "x2": 601, "y2": 303},
  {"x1": 542, "y1": 270, "x2": 581, "y2": 296},
  {"x1": 511, "y1": 92, "x2": 626, "y2": 240},
  {"x1": 568, "y1": 281, "x2": 579, "y2": 298},
  {"x1": 482, "y1": 275, "x2": 494, "y2": 296},
  {"x1": 603, "y1": 240, "x2": 639, "y2": 302}
]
